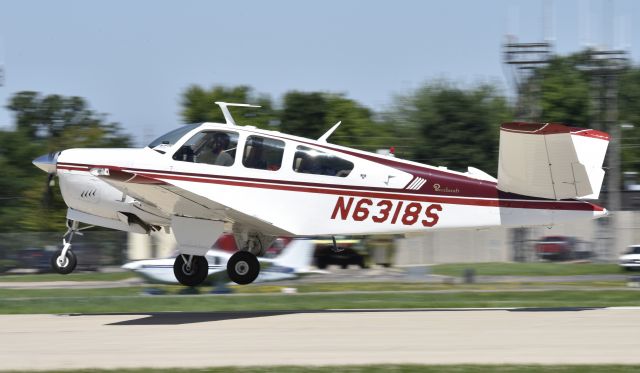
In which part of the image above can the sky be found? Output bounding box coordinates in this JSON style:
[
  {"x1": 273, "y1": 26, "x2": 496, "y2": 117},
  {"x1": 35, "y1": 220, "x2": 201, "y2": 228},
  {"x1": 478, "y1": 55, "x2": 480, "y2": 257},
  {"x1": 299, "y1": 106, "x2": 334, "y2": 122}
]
[{"x1": 0, "y1": 0, "x2": 639, "y2": 146}]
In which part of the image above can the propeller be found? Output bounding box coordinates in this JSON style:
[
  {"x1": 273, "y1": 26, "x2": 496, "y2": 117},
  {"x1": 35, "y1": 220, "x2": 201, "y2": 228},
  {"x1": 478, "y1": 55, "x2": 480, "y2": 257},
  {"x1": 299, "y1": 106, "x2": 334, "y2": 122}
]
[{"x1": 33, "y1": 151, "x2": 60, "y2": 207}]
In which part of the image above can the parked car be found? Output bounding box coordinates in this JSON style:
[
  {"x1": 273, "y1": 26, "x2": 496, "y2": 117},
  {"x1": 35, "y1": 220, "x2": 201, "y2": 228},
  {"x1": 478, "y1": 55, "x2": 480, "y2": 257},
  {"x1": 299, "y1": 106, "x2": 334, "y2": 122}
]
[
  {"x1": 619, "y1": 245, "x2": 640, "y2": 271},
  {"x1": 313, "y1": 238, "x2": 366, "y2": 269},
  {"x1": 16, "y1": 248, "x2": 52, "y2": 272},
  {"x1": 535, "y1": 236, "x2": 592, "y2": 261}
]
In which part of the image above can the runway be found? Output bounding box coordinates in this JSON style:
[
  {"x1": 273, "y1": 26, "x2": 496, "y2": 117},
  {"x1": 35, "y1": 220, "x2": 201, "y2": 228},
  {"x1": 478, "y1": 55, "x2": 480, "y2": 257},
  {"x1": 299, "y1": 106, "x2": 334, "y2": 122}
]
[{"x1": 1, "y1": 307, "x2": 639, "y2": 370}]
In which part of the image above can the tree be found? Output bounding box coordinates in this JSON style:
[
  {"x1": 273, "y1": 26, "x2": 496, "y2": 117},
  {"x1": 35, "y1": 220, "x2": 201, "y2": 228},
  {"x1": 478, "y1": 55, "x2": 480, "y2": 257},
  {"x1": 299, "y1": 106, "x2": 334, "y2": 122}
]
[
  {"x1": 391, "y1": 81, "x2": 512, "y2": 174},
  {"x1": 538, "y1": 55, "x2": 591, "y2": 126},
  {"x1": 280, "y1": 91, "x2": 393, "y2": 152},
  {"x1": 180, "y1": 85, "x2": 277, "y2": 128},
  {"x1": 0, "y1": 92, "x2": 131, "y2": 233},
  {"x1": 530, "y1": 51, "x2": 640, "y2": 175},
  {"x1": 619, "y1": 67, "x2": 640, "y2": 175},
  {"x1": 280, "y1": 91, "x2": 330, "y2": 139}
]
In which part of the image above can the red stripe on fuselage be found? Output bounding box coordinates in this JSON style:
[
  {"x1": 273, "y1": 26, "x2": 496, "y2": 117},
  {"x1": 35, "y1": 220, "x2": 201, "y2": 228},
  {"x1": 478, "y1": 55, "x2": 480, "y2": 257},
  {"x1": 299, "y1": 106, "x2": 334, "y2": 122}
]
[{"x1": 56, "y1": 163, "x2": 603, "y2": 212}]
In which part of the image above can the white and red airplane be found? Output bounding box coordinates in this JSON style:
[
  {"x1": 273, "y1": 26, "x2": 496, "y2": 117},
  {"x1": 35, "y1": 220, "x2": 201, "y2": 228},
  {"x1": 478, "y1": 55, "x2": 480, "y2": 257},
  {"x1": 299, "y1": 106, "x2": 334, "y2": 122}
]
[
  {"x1": 33, "y1": 102, "x2": 609, "y2": 286},
  {"x1": 122, "y1": 238, "x2": 319, "y2": 286}
]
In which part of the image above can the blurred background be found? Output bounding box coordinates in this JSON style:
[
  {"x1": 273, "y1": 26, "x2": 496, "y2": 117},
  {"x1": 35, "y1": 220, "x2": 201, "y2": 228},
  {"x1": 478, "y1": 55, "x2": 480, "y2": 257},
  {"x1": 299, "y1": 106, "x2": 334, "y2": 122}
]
[{"x1": 2, "y1": 0, "x2": 640, "y2": 274}]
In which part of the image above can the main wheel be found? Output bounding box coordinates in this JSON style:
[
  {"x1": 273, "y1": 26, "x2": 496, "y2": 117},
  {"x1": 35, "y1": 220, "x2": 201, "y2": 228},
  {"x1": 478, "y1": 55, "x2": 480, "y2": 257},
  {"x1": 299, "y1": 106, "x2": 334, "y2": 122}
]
[
  {"x1": 50, "y1": 249, "x2": 77, "y2": 275},
  {"x1": 173, "y1": 255, "x2": 209, "y2": 287},
  {"x1": 227, "y1": 251, "x2": 260, "y2": 285}
]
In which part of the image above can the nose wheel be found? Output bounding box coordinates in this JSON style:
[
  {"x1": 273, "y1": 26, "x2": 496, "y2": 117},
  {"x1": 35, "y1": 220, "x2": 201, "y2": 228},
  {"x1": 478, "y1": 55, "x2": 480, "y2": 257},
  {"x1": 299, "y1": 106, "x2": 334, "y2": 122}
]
[
  {"x1": 51, "y1": 246, "x2": 77, "y2": 274},
  {"x1": 173, "y1": 255, "x2": 209, "y2": 287},
  {"x1": 51, "y1": 220, "x2": 90, "y2": 275},
  {"x1": 227, "y1": 251, "x2": 260, "y2": 285}
]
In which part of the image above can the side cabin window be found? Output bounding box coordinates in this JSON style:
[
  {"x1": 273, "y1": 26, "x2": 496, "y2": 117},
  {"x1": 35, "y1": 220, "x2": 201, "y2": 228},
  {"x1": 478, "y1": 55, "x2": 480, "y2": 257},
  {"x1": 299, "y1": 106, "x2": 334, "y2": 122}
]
[
  {"x1": 173, "y1": 130, "x2": 239, "y2": 167},
  {"x1": 242, "y1": 136, "x2": 285, "y2": 171},
  {"x1": 293, "y1": 145, "x2": 354, "y2": 177}
]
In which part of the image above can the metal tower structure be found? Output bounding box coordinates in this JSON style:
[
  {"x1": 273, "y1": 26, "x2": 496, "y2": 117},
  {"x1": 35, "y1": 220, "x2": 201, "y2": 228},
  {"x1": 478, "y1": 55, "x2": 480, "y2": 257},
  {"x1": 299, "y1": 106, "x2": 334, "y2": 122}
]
[
  {"x1": 502, "y1": 39, "x2": 553, "y2": 262},
  {"x1": 579, "y1": 49, "x2": 629, "y2": 261},
  {"x1": 502, "y1": 40, "x2": 553, "y2": 122}
]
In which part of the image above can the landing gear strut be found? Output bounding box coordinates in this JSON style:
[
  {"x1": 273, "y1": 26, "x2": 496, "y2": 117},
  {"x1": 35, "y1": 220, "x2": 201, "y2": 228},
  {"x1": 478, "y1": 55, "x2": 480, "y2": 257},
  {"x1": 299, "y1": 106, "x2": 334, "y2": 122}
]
[
  {"x1": 227, "y1": 251, "x2": 260, "y2": 285},
  {"x1": 51, "y1": 220, "x2": 91, "y2": 275},
  {"x1": 173, "y1": 255, "x2": 209, "y2": 287}
]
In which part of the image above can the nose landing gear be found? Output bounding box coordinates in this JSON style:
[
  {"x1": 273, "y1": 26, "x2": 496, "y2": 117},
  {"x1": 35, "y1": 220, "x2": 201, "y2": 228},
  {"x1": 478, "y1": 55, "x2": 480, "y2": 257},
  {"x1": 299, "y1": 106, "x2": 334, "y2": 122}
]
[
  {"x1": 51, "y1": 239, "x2": 77, "y2": 275},
  {"x1": 51, "y1": 220, "x2": 92, "y2": 275}
]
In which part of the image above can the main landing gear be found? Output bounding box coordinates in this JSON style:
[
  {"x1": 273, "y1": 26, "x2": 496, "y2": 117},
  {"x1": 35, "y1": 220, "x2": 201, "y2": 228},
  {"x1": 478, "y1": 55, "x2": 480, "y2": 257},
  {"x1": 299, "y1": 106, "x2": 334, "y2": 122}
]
[
  {"x1": 227, "y1": 251, "x2": 260, "y2": 285},
  {"x1": 51, "y1": 220, "x2": 92, "y2": 275},
  {"x1": 173, "y1": 255, "x2": 209, "y2": 287},
  {"x1": 171, "y1": 227, "x2": 268, "y2": 287},
  {"x1": 171, "y1": 251, "x2": 261, "y2": 287}
]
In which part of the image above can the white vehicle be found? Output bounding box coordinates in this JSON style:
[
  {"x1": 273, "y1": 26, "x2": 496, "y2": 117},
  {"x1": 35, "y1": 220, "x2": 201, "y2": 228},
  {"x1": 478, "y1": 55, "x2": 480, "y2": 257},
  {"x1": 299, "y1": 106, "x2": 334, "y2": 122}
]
[
  {"x1": 122, "y1": 238, "x2": 318, "y2": 285},
  {"x1": 619, "y1": 245, "x2": 640, "y2": 271},
  {"x1": 33, "y1": 102, "x2": 610, "y2": 287}
]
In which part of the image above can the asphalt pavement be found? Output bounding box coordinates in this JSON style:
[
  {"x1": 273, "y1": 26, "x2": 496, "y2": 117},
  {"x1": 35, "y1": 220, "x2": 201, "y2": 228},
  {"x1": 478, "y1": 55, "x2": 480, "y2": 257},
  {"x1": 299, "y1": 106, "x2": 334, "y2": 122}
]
[{"x1": 1, "y1": 307, "x2": 639, "y2": 370}]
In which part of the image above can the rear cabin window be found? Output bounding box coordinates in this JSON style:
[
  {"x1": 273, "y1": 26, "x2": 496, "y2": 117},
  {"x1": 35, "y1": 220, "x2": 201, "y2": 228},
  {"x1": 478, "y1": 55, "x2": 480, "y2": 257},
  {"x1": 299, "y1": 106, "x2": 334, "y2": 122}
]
[
  {"x1": 173, "y1": 130, "x2": 239, "y2": 167},
  {"x1": 242, "y1": 136, "x2": 285, "y2": 171},
  {"x1": 293, "y1": 146, "x2": 353, "y2": 177}
]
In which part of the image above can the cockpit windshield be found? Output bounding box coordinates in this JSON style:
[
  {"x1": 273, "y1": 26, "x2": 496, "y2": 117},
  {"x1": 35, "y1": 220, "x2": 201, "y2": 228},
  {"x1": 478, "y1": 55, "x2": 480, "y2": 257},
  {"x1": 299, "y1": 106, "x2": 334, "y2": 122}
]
[{"x1": 147, "y1": 124, "x2": 201, "y2": 153}]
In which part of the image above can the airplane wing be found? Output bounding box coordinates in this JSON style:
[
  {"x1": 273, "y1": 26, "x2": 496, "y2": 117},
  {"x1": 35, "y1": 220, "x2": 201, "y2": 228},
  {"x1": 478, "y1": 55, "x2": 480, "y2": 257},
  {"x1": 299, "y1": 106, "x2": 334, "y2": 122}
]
[
  {"x1": 97, "y1": 168, "x2": 292, "y2": 237},
  {"x1": 122, "y1": 249, "x2": 289, "y2": 285}
]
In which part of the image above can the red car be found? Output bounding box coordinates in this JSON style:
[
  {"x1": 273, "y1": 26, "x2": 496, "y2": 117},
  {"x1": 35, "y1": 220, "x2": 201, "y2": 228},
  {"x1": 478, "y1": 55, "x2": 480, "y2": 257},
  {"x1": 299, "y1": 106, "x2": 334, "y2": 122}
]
[{"x1": 535, "y1": 236, "x2": 590, "y2": 261}]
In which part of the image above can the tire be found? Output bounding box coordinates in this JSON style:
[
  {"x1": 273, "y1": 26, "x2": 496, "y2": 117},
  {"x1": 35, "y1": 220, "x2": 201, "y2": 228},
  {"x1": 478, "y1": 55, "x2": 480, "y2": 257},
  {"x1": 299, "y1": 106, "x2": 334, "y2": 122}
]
[
  {"x1": 50, "y1": 249, "x2": 77, "y2": 275},
  {"x1": 173, "y1": 255, "x2": 209, "y2": 287},
  {"x1": 316, "y1": 257, "x2": 327, "y2": 269},
  {"x1": 358, "y1": 257, "x2": 367, "y2": 269},
  {"x1": 227, "y1": 251, "x2": 260, "y2": 285}
]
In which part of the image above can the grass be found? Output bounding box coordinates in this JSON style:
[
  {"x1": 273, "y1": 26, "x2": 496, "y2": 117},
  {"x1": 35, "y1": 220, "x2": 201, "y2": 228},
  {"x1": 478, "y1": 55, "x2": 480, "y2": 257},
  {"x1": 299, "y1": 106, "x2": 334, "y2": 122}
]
[
  {"x1": 229, "y1": 280, "x2": 628, "y2": 294},
  {"x1": 0, "y1": 262, "x2": 625, "y2": 284},
  {"x1": 1, "y1": 288, "x2": 639, "y2": 314},
  {"x1": 0, "y1": 271, "x2": 135, "y2": 282},
  {"x1": 430, "y1": 262, "x2": 622, "y2": 277},
  {"x1": 6, "y1": 365, "x2": 640, "y2": 373}
]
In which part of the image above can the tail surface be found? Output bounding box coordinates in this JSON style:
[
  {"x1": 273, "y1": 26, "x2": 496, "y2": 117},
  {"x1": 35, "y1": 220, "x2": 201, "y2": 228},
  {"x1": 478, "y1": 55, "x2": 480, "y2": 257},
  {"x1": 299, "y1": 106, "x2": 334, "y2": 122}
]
[
  {"x1": 273, "y1": 238, "x2": 315, "y2": 272},
  {"x1": 497, "y1": 122, "x2": 609, "y2": 200}
]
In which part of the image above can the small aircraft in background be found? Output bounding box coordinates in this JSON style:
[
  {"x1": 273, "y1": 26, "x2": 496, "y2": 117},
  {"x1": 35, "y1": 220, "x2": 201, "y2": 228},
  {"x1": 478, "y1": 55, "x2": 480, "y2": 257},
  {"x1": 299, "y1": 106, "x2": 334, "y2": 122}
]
[
  {"x1": 122, "y1": 238, "x2": 319, "y2": 285},
  {"x1": 33, "y1": 102, "x2": 609, "y2": 287}
]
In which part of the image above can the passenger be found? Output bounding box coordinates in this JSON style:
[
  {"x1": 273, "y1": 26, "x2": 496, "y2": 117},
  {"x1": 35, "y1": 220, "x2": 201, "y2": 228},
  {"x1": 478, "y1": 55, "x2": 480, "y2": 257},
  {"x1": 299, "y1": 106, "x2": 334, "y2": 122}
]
[
  {"x1": 198, "y1": 132, "x2": 234, "y2": 166},
  {"x1": 244, "y1": 138, "x2": 267, "y2": 169}
]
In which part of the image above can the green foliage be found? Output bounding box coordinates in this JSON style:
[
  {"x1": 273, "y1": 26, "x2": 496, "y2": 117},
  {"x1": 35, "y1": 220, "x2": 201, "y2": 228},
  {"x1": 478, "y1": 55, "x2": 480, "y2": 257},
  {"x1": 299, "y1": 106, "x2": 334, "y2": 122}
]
[
  {"x1": 179, "y1": 83, "x2": 512, "y2": 173},
  {"x1": 280, "y1": 91, "x2": 330, "y2": 139},
  {"x1": 280, "y1": 91, "x2": 394, "y2": 153},
  {"x1": 429, "y1": 262, "x2": 621, "y2": 277},
  {"x1": 391, "y1": 81, "x2": 511, "y2": 173},
  {"x1": 180, "y1": 85, "x2": 277, "y2": 129},
  {"x1": 619, "y1": 68, "x2": 640, "y2": 173},
  {"x1": 1, "y1": 289, "x2": 638, "y2": 314},
  {"x1": 0, "y1": 91, "x2": 131, "y2": 233},
  {"x1": 539, "y1": 56, "x2": 591, "y2": 126},
  {"x1": 531, "y1": 51, "x2": 640, "y2": 175}
]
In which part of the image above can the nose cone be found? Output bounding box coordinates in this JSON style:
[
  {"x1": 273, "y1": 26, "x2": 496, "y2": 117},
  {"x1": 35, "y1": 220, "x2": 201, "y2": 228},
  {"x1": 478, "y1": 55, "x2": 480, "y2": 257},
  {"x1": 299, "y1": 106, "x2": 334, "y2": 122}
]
[{"x1": 32, "y1": 152, "x2": 59, "y2": 173}]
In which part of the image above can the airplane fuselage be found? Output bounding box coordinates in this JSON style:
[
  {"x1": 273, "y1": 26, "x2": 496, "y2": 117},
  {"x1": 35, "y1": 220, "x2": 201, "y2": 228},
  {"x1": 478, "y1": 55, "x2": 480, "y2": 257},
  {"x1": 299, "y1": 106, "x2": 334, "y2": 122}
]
[{"x1": 53, "y1": 122, "x2": 605, "y2": 238}]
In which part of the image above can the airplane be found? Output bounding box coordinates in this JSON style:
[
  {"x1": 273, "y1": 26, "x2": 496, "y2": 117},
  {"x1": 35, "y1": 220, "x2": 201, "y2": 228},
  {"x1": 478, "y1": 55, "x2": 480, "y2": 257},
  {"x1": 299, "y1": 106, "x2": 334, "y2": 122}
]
[
  {"x1": 33, "y1": 102, "x2": 610, "y2": 287},
  {"x1": 122, "y1": 237, "x2": 320, "y2": 285}
]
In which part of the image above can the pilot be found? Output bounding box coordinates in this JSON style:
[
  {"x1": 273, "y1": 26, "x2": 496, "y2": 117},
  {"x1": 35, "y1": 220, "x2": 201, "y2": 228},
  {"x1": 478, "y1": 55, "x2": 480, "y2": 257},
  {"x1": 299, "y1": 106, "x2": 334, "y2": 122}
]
[{"x1": 197, "y1": 132, "x2": 234, "y2": 166}]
